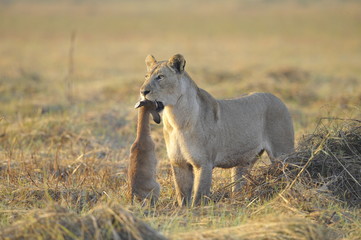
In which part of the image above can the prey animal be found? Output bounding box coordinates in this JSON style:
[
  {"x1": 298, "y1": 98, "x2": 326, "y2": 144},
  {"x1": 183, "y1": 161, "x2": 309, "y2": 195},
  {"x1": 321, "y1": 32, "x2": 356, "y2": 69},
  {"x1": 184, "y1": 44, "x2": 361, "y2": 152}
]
[{"x1": 128, "y1": 100, "x2": 163, "y2": 205}]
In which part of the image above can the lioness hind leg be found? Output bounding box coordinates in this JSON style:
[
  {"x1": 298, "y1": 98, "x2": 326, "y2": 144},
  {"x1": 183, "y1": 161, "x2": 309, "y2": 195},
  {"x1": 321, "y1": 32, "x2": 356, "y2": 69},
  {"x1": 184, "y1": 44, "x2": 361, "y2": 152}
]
[
  {"x1": 231, "y1": 166, "x2": 248, "y2": 193},
  {"x1": 232, "y1": 151, "x2": 263, "y2": 193},
  {"x1": 266, "y1": 140, "x2": 294, "y2": 163},
  {"x1": 171, "y1": 164, "x2": 194, "y2": 206},
  {"x1": 265, "y1": 119, "x2": 294, "y2": 162}
]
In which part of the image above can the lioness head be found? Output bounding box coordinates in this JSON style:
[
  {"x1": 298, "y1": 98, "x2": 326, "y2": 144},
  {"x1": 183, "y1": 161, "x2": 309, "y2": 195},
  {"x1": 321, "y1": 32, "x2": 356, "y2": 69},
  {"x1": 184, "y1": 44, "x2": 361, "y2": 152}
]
[{"x1": 140, "y1": 54, "x2": 186, "y2": 109}]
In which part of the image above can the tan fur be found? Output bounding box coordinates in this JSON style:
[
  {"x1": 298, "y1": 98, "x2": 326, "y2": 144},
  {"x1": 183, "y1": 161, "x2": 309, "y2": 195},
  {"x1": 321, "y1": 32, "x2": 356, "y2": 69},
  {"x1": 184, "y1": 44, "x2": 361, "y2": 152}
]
[
  {"x1": 140, "y1": 54, "x2": 294, "y2": 206},
  {"x1": 128, "y1": 101, "x2": 160, "y2": 205}
]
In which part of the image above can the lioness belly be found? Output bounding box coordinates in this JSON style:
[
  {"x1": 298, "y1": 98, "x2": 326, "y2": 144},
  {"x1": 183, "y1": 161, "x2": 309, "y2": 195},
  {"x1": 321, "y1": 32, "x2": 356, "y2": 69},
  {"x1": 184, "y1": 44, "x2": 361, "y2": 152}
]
[{"x1": 215, "y1": 147, "x2": 262, "y2": 169}]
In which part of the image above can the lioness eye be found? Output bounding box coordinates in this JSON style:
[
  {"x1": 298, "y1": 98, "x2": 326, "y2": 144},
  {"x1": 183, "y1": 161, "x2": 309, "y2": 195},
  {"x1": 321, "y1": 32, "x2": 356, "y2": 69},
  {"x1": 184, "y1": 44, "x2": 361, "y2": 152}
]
[{"x1": 156, "y1": 75, "x2": 164, "y2": 80}]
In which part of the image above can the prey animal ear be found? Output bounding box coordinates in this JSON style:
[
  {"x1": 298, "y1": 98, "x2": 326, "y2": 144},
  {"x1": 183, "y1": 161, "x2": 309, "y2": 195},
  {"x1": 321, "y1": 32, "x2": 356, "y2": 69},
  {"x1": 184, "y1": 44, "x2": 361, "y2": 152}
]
[
  {"x1": 134, "y1": 101, "x2": 145, "y2": 109},
  {"x1": 168, "y1": 54, "x2": 186, "y2": 74},
  {"x1": 150, "y1": 111, "x2": 161, "y2": 124},
  {"x1": 145, "y1": 55, "x2": 157, "y2": 72}
]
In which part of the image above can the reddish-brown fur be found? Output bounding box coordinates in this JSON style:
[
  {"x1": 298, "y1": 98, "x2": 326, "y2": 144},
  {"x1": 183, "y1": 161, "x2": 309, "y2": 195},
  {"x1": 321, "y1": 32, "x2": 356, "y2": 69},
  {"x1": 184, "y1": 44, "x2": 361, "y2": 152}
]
[{"x1": 128, "y1": 101, "x2": 160, "y2": 205}]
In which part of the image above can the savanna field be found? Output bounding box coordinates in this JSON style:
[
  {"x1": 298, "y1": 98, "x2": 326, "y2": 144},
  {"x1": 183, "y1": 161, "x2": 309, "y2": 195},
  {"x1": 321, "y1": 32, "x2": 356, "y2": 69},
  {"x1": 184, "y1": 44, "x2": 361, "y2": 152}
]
[{"x1": 0, "y1": 0, "x2": 361, "y2": 239}]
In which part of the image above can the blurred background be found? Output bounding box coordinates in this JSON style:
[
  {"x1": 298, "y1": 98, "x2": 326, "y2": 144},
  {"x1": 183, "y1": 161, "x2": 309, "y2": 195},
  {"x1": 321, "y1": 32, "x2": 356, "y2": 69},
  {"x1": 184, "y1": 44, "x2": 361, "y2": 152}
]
[{"x1": 0, "y1": 0, "x2": 360, "y2": 162}]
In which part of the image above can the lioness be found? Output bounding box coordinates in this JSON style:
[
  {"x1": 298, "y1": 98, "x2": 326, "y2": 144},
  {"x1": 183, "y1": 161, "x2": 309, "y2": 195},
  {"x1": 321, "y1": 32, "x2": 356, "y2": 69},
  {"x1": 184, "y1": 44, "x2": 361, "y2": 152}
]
[{"x1": 140, "y1": 54, "x2": 294, "y2": 206}]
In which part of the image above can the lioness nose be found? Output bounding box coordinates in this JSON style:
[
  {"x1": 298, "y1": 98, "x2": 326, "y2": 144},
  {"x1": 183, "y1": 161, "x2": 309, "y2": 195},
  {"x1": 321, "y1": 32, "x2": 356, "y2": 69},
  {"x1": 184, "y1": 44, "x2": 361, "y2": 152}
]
[{"x1": 141, "y1": 90, "x2": 150, "y2": 96}]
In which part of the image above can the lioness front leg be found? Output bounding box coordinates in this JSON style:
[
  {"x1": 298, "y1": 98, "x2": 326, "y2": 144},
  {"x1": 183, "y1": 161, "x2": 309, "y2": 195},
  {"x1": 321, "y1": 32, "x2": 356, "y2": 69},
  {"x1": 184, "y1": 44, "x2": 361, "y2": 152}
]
[
  {"x1": 171, "y1": 164, "x2": 194, "y2": 206},
  {"x1": 192, "y1": 164, "x2": 213, "y2": 206}
]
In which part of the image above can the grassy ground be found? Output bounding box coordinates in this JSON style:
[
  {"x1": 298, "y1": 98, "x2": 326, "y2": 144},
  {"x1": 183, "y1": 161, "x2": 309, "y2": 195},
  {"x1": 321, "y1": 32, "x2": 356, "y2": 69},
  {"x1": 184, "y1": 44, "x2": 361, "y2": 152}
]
[{"x1": 0, "y1": 0, "x2": 360, "y2": 239}]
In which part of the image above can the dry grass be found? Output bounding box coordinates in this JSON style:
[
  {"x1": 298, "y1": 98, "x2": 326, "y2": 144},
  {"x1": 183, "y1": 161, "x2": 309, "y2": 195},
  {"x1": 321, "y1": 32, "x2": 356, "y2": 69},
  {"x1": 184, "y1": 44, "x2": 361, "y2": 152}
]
[
  {"x1": 1, "y1": 0, "x2": 361, "y2": 239},
  {"x1": 176, "y1": 216, "x2": 338, "y2": 240},
  {"x1": 290, "y1": 118, "x2": 361, "y2": 206},
  {"x1": 0, "y1": 203, "x2": 166, "y2": 240}
]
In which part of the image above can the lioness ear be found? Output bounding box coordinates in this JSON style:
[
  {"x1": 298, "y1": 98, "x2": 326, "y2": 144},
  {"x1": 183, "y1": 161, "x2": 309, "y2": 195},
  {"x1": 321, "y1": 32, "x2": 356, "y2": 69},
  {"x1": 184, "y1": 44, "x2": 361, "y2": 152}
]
[
  {"x1": 168, "y1": 54, "x2": 186, "y2": 74},
  {"x1": 145, "y1": 55, "x2": 157, "y2": 72}
]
